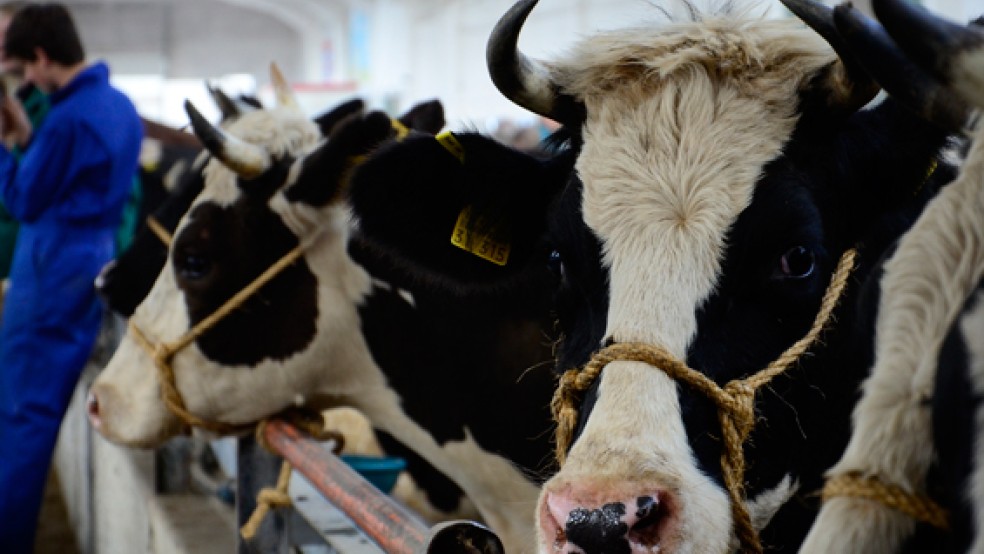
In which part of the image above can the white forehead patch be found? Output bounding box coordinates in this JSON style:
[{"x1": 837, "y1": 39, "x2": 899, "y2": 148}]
[{"x1": 551, "y1": 18, "x2": 834, "y2": 353}]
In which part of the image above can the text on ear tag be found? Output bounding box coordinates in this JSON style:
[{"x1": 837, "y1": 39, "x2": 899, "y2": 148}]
[{"x1": 450, "y1": 207, "x2": 510, "y2": 266}]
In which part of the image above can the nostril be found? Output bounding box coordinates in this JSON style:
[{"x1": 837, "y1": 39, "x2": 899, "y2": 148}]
[
  {"x1": 86, "y1": 390, "x2": 101, "y2": 426},
  {"x1": 632, "y1": 495, "x2": 660, "y2": 530},
  {"x1": 629, "y1": 495, "x2": 668, "y2": 547}
]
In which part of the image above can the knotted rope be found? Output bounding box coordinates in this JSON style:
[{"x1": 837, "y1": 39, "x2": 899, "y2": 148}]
[
  {"x1": 822, "y1": 472, "x2": 949, "y2": 530},
  {"x1": 551, "y1": 248, "x2": 858, "y2": 554},
  {"x1": 240, "y1": 411, "x2": 346, "y2": 540}
]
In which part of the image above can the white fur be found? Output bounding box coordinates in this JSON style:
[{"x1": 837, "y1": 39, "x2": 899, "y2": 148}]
[
  {"x1": 799, "y1": 110, "x2": 984, "y2": 552},
  {"x1": 747, "y1": 474, "x2": 797, "y2": 532},
  {"x1": 537, "y1": 14, "x2": 836, "y2": 553}
]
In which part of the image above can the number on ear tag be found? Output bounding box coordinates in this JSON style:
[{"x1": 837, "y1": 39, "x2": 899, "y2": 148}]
[{"x1": 450, "y1": 207, "x2": 510, "y2": 266}]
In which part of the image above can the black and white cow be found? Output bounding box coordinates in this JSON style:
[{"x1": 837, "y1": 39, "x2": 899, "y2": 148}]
[
  {"x1": 793, "y1": 1, "x2": 984, "y2": 552},
  {"x1": 86, "y1": 95, "x2": 567, "y2": 549},
  {"x1": 342, "y1": 0, "x2": 964, "y2": 551}
]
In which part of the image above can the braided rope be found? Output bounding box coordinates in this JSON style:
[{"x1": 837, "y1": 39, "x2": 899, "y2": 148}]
[
  {"x1": 551, "y1": 248, "x2": 857, "y2": 553},
  {"x1": 823, "y1": 472, "x2": 949, "y2": 530}
]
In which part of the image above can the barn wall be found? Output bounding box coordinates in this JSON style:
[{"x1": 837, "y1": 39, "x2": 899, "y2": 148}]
[
  {"x1": 57, "y1": 0, "x2": 982, "y2": 128},
  {"x1": 363, "y1": 0, "x2": 980, "y2": 130},
  {"x1": 67, "y1": 1, "x2": 302, "y2": 80},
  {"x1": 365, "y1": 0, "x2": 676, "y2": 129}
]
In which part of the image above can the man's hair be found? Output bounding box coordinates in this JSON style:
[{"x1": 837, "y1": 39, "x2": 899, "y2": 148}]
[{"x1": 4, "y1": 3, "x2": 84, "y2": 65}]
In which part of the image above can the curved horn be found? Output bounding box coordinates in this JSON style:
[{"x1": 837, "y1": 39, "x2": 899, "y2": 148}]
[
  {"x1": 487, "y1": 0, "x2": 583, "y2": 124},
  {"x1": 206, "y1": 82, "x2": 241, "y2": 122},
  {"x1": 779, "y1": 0, "x2": 879, "y2": 113},
  {"x1": 184, "y1": 100, "x2": 272, "y2": 179},
  {"x1": 832, "y1": 3, "x2": 970, "y2": 131},
  {"x1": 872, "y1": 0, "x2": 984, "y2": 109},
  {"x1": 269, "y1": 62, "x2": 301, "y2": 111}
]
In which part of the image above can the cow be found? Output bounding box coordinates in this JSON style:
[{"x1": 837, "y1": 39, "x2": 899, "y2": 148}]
[
  {"x1": 340, "y1": 0, "x2": 964, "y2": 551},
  {"x1": 85, "y1": 91, "x2": 567, "y2": 549},
  {"x1": 785, "y1": 1, "x2": 984, "y2": 552}
]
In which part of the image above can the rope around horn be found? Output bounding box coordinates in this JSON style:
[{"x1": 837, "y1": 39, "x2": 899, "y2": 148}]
[{"x1": 551, "y1": 248, "x2": 858, "y2": 554}]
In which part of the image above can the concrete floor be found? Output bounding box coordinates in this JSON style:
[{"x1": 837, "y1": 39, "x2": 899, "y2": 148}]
[{"x1": 36, "y1": 469, "x2": 80, "y2": 554}]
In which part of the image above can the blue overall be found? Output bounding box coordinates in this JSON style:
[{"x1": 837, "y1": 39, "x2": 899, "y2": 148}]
[{"x1": 0, "y1": 62, "x2": 142, "y2": 551}]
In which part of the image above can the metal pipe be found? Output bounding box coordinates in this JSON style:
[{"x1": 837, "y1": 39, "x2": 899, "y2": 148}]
[{"x1": 261, "y1": 419, "x2": 429, "y2": 554}]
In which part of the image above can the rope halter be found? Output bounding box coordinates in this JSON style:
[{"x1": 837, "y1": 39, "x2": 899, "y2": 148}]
[
  {"x1": 127, "y1": 243, "x2": 307, "y2": 434},
  {"x1": 551, "y1": 248, "x2": 858, "y2": 554}
]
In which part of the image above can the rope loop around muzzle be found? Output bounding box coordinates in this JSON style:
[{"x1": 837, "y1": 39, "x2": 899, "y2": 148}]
[{"x1": 550, "y1": 248, "x2": 858, "y2": 554}]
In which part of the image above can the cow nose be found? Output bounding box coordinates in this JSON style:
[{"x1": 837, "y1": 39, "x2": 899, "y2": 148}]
[
  {"x1": 86, "y1": 389, "x2": 102, "y2": 429},
  {"x1": 543, "y1": 490, "x2": 672, "y2": 554}
]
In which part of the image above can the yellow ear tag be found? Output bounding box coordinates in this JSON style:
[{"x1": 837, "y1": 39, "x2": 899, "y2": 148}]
[
  {"x1": 436, "y1": 130, "x2": 465, "y2": 164},
  {"x1": 450, "y1": 206, "x2": 511, "y2": 266},
  {"x1": 390, "y1": 119, "x2": 410, "y2": 141}
]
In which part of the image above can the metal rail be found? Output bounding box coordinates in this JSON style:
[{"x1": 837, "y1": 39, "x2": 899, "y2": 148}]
[{"x1": 260, "y1": 419, "x2": 430, "y2": 554}]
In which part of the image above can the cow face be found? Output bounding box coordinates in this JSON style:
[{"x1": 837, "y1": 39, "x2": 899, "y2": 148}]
[
  {"x1": 346, "y1": 1, "x2": 954, "y2": 552},
  {"x1": 88, "y1": 106, "x2": 393, "y2": 446}
]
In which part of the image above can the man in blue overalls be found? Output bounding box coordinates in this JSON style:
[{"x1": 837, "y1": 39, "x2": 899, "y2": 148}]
[{"x1": 0, "y1": 4, "x2": 142, "y2": 550}]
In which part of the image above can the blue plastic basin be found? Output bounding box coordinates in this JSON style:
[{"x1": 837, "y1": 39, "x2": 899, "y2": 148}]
[{"x1": 340, "y1": 454, "x2": 407, "y2": 494}]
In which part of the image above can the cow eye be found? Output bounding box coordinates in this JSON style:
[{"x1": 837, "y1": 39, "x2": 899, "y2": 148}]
[
  {"x1": 548, "y1": 250, "x2": 566, "y2": 280},
  {"x1": 178, "y1": 254, "x2": 212, "y2": 280},
  {"x1": 775, "y1": 246, "x2": 815, "y2": 279}
]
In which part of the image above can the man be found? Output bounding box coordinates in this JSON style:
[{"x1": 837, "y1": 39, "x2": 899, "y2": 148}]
[
  {"x1": 0, "y1": 3, "x2": 143, "y2": 550},
  {"x1": 0, "y1": 1, "x2": 47, "y2": 287}
]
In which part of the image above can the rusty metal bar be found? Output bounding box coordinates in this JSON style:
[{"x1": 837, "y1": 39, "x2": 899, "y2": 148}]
[{"x1": 261, "y1": 419, "x2": 430, "y2": 554}]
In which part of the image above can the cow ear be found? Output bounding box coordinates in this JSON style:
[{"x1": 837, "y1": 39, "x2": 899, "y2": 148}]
[
  {"x1": 396, "y1": 99, "x2": 446, "y2": 134},
  {"x1": 284, "y1": 111, "x2": 393, "y2": 207},
  {"x1": 348, "y1": 131, "x2": 572, "y2": 291},
  {"x1": 206, "y1": 82, "x2": 242, "y2": 122},
  {"x1": 314, "y1": 97, "x2": 365, "y2": 137}
]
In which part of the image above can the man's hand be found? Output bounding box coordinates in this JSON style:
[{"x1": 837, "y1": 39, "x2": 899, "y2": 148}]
[{"x1": 0, "y1": 94, "x2": 31, "y2": 150}]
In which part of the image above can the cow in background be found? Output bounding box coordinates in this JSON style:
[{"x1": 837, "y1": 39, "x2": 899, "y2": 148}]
[
  {"x1": 792, "y1": 1, "x2": 984, "y2": 552},
  {"x1": 342, "y1": 0, "x2": 962, "y2": 550},
  {"x1": 86, "y1": 81, "x2": 564, "y2": 549},
  {"x1": 95, "y1": 92, "x2": 444, "y2": 317}
]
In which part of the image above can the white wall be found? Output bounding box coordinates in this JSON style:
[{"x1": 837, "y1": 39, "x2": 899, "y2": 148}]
[
  {"x1": 364, "y1": 0, "x2": 981, "y2": 131},
  {"x1": 59, "y1": 0, "x2": 983, "y2": 129}
]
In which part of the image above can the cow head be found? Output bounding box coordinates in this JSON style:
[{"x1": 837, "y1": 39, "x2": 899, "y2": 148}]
[
  {"x1": 88, "y1": 97, "x2": 394, "y2": 446},
  {"x1": 346, "y1": 0, "x2": 957, "y2": 551},
  {"x1": 95, "y1": 94, "x2": 370, "y2": 318}
]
